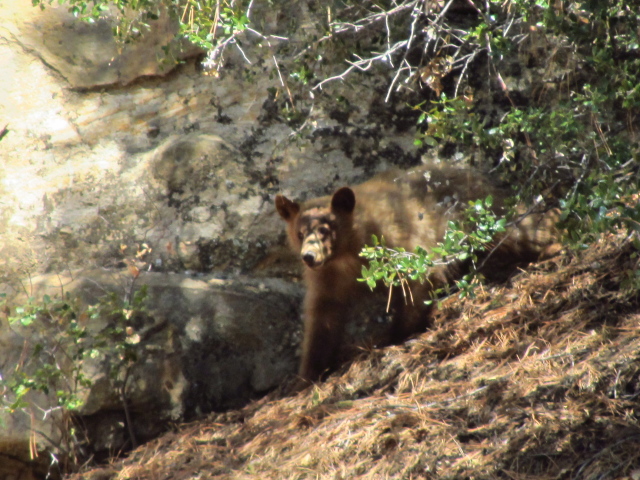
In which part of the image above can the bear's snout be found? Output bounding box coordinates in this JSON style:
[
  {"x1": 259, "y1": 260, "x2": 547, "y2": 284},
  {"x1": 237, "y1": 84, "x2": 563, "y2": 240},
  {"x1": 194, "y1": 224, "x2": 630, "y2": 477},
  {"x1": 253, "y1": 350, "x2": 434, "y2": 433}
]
[
  {"x1": 299, "y1": 229, "x2": 331, "y2": 268},
  {"x1": 302, "y1": 252, "x2": 318, "y2": 267}
]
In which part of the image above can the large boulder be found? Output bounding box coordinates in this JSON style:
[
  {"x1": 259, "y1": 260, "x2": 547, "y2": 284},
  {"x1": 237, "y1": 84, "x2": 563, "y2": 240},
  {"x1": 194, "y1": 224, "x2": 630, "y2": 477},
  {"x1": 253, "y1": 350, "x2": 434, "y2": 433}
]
[
  {"x1": 1, "y1": 270, "x2": 303, "y2": 468},
  {"x1": 0, "y1": 2, "x2": 194, "y2": 89}
]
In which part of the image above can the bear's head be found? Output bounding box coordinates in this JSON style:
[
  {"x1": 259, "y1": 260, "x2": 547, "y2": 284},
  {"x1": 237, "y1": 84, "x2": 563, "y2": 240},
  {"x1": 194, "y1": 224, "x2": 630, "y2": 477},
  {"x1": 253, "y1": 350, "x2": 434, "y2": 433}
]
[{"x1": 275, "y1": 187, "x2": 356, "y2": 269}]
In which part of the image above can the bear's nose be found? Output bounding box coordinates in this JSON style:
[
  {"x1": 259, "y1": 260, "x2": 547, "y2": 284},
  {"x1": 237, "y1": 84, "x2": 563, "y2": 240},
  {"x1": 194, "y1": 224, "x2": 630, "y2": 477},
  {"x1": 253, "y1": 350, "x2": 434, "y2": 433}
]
[{"x1": 302, "y1": 252, "x2": 316, "y2": 267}]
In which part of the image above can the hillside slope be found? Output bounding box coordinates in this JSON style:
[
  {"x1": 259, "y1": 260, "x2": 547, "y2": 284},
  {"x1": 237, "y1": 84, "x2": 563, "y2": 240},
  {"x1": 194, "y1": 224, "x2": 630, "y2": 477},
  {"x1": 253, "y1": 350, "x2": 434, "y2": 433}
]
[{"x1": 73, "y1": 232, "x2": 640, "y2": 480}]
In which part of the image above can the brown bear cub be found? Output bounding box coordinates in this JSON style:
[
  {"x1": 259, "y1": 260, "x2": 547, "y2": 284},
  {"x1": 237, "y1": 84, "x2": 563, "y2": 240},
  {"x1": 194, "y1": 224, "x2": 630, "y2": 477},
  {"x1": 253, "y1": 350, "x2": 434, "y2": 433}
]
[{"x1": 276, "y1": 166, "x2": 560, "y2": 382}]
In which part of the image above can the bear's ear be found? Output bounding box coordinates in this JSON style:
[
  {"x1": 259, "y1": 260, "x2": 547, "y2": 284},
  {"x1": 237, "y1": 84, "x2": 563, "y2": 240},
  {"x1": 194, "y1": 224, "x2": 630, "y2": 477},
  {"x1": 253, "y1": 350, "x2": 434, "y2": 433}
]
[
  {"x1": 275, "y1": 195, "x2": 300, "y2": 221},
  {"x1": 331, "y1": 187, "x2": 356, "y2": 214}
]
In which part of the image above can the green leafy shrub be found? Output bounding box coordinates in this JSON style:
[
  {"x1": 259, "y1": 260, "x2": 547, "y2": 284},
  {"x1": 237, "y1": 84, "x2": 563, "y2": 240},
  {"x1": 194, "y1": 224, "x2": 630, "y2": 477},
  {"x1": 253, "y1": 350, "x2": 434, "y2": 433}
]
[
  {"x1": 1, "y1": 293, "x2": 93, "y2": 413},
  {"x1": 0, "y1": 283, "x2": 148, "y2": 461},
  {"x1": 364, "y1": 0, "x2": 639, "y2": 297},
  {"x1": 360, "y1": 196, "x2": 507, "y2": 302}
]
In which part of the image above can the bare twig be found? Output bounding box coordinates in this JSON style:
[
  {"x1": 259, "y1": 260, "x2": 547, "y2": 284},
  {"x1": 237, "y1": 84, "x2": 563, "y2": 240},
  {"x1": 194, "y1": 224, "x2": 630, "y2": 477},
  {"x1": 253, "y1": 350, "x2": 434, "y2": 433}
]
[
  {"x1": 385, "y1": 60, "x2": 413, "y2": 102},
  {"x1": 431, "y1": 0, "x2": 457, "y2": 26},
  {"x1": 321, "y1": 0, "x2": 419, "y2": 38},
  {"x1": 314, "y1": 39, "x2": 410, "y2": 91},
  {"x1": 313, "y1": 1, "x2": 422, "y2": 93},
  {"x1": 121, "y1": 367, "x2": 138, "y2": 449},
  {"x1": 246, "y1": 28, "x2": 295, "y2": 109}
]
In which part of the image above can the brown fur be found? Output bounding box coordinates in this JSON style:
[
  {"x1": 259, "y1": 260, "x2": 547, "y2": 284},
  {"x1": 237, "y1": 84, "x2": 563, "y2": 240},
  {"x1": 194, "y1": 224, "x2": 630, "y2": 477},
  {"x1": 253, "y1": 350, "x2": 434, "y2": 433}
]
[{"x1": 276, "y1": 166, "x2": 560, "y2": 381}]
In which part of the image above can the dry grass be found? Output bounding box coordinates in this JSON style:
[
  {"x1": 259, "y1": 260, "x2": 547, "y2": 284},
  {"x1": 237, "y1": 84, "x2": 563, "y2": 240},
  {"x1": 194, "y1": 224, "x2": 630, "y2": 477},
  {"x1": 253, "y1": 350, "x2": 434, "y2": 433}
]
[{"x1": 73, "y1": 232, "x2": 640, "y2": 480}]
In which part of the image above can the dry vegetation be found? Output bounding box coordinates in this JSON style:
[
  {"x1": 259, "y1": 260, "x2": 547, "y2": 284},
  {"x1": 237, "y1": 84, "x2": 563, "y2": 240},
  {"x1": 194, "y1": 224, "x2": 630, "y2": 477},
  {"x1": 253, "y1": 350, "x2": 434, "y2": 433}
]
[{"x1": 73, "y1": 232, "x2": 640, "y2": 480}]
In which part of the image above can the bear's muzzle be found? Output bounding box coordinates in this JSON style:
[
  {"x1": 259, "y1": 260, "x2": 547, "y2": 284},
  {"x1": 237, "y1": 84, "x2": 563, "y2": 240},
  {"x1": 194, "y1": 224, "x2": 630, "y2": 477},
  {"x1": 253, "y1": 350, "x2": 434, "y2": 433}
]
[{"x1": 300, "y1": 233, "x2": 329, "y2": 268}]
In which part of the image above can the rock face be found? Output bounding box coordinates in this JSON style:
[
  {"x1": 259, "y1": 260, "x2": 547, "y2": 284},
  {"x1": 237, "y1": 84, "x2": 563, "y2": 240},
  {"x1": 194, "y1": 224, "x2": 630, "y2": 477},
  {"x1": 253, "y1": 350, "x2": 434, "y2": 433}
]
[
  {"x1": 0, "y1": 1, "x2": 423, "y2": 476},
  {"x1": 0, "y1": 2, "x2": 192, "y2": 89},
  {"x1": 0, "y1": 271, "x2": 302, "y2": 465}
]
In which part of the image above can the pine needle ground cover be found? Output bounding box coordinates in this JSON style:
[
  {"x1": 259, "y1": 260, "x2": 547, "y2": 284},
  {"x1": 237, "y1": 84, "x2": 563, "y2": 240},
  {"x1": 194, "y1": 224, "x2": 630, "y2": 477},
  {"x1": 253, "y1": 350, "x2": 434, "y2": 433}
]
[{"x1": 75, "y1": 232, "x2": 640, "y2": 480}]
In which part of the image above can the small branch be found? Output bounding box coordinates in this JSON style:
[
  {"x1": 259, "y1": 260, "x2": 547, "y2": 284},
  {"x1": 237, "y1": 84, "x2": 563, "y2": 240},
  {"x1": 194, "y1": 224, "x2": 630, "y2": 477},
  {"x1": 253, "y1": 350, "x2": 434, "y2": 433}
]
[
  {"x1": 246, "y1": 28, "x2": 295, "y2": 110},
  {"x1": 313, "y1": 1, "x2": 421, "y2": 93},
  {"x1": 233, "y1": 39, "x2": 252, "y2": 65},
  {"x1": 314, "y1": 40, "x2": 409, "y2": 91},
  {"x1": 321, "y1": 0, "x2": 419, "y2": 38},
  {"x1": 312, "y1": 64, "x2": 358, "y2": 90},
  {"x1": 385, "y1": 61, "x2": 413, "y2": 102},
  {"x1": 454, "y1": 51, "x2": 482, "y2": 97},
  {"x1": 431, "y1": 0, "x2": 457, "y2": 26},
  {"x1": 0, "y1": 124, "x2": 8, "y2": 142},
  {"x1": 120, "y1": 367, "x2": 138, "y2": 449},
  {"x1": 495, "y1": 69, "x2": 538, "y2": 163}
]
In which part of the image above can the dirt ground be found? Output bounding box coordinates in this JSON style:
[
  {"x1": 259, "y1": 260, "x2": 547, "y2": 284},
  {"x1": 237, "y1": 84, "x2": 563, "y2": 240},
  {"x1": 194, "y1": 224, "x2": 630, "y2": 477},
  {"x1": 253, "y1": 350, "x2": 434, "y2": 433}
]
[{"x1": 71, "y1": 231, "x2": 640, "y2": 480}]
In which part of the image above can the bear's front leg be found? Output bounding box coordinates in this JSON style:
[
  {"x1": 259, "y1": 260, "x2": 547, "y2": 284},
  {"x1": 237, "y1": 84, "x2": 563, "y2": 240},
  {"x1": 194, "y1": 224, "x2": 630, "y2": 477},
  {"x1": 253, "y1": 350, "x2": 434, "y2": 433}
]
[{"x1": 299, "y1": 294, "x2": 348, "y2": 381}]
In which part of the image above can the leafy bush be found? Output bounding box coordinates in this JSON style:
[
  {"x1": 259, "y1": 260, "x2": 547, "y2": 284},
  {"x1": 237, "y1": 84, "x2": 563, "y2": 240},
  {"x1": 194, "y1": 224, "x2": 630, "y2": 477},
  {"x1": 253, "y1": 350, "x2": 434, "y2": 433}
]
[
  {"x1": 0, "y1": 283, "x2": 148, "y2": 462},
  {"x1": 1, "y1": 293, "x2": 92, "y2": 413},
  {"x1": 360, "y1": 196, "x2": 508, "y2": 302},
  {"x1": 339, "y1": 0, "x2": 639, "y2": 293}
]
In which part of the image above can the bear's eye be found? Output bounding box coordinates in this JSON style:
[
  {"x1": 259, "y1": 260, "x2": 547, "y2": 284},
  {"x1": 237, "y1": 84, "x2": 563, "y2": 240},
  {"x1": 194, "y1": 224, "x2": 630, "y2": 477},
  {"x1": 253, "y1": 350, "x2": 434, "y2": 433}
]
[
  {"x1": 297, "y1": 231, "x2": 304, "y2": 241},
  {"x1": 318, "y1": 226, "x2": 330, "y2": 236}
]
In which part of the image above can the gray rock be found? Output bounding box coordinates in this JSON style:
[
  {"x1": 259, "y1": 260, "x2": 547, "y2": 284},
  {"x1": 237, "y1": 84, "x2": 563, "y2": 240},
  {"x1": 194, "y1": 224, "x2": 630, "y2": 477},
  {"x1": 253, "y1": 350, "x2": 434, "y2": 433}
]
[
  {"x1": 1, "y1": 270, "x2": 303, "y2": 464},
  {"x1": 1, "y1": 3, "x2": 195, "y2": 88}
]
